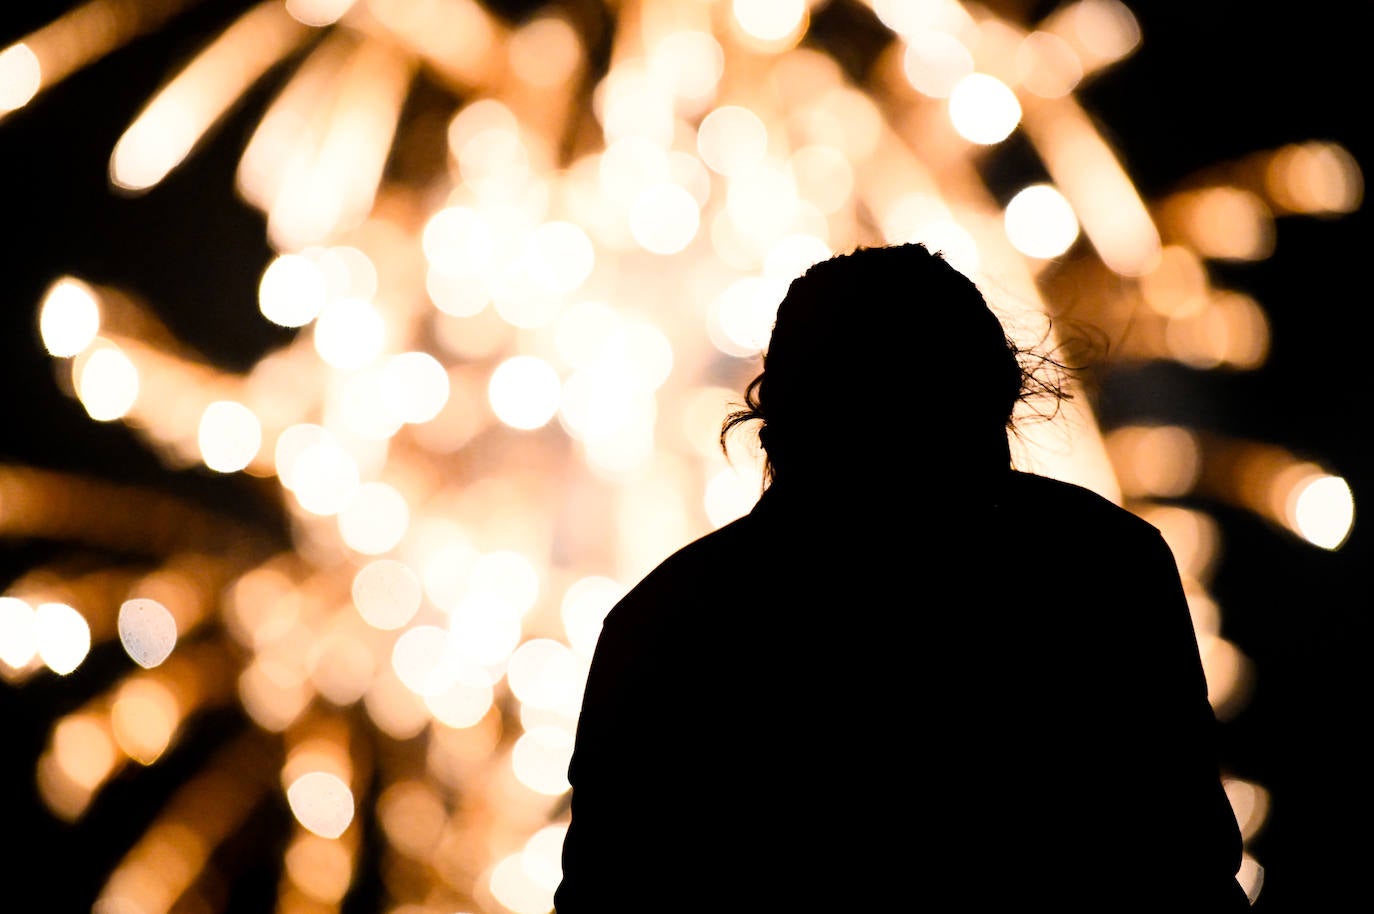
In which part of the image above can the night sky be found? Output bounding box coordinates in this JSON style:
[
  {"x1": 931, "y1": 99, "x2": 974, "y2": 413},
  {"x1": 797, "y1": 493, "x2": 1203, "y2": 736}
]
[{"x1": 2, "y1": 2, "x2": 1369, "y2": 912}]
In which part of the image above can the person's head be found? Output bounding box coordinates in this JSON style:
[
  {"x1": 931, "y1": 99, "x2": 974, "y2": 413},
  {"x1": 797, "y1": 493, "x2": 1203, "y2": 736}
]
[{"x1": 722, "y1": 243, "x2": 1042, "y2": 486}]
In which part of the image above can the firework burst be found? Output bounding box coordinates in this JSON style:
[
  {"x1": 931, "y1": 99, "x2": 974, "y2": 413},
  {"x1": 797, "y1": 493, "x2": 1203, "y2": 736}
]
[{"x1": 0, "y1": 1, "x2": 1362, "y2": 912}]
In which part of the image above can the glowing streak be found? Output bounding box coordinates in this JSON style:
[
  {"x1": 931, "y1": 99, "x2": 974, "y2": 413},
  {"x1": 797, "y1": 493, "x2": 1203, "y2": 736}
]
[
  {"x1": 0, "y1": 0, "x2": 194, "y2": 122},
  {"x1": 1020, "y1": 93, "x2": 1161, "y2": 275},
  {"x1": 110, "y1": 2, "x2": 311, "y2": 191}
]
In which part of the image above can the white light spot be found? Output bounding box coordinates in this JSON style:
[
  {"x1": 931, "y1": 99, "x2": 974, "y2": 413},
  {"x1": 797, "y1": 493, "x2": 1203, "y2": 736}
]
[
  {"x1": 489, "y1": 356, "x2": 561, "y2": 430},
  {"x1": 948, "y1": 73, "x2": 1022, "y2": 145},
  {"x1": 117, "y1": 598, "x2": 178, "y2": 669},
  {"x1": 286, "y1": 771, "x2": 355, "y2": 839},
  {"x1": 35, "y1": 602, "x2": 90, "y2": 675},
  {"x1": 39, "y1": 277, "x2": 100, "y2": 357},
  {"x1": 351, "y1": 559, "x2": 422, "y2": 630}
]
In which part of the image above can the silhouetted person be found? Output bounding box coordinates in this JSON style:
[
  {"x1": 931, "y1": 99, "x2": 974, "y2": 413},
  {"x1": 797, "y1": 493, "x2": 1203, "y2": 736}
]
[{"x1": 555, "y1": 243, "x2": 1251, "y2": 912}]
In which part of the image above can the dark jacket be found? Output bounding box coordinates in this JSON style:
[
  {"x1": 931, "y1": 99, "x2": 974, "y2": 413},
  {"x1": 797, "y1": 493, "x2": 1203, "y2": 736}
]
[{"x1": 555, "y1": 470, "x2": 1251, "y2": 912}]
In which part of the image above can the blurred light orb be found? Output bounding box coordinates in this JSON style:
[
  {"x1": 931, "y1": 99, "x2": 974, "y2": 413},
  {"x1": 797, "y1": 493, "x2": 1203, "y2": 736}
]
[
  {"x1": 469, "y1": 551, "x2": 541, "y2": 617},
  {"x1": 286, "y1": 771, "x2": 355, "y2": 839},
  {"x1": 1016, "y1": 31, "x2": 1084, "y2": 98},
  {"x1": 198, "y1": 400, "x2": 263, "y2": 473},
  {"x1": 0, "y1": 596, "x2": 38, "y2": 669},
  {"x1": 424, "y1": 667, "x2": 494, "y2": 728},
  {"x1": 423, "y1": 206, "x2": 495, "y2": 278},
  {"x1": 259, "y1": 253, "x2": 328, "y2": 328},
  {"x1": 35, "y1": 601, "x2": 90, "y2": 675},
  {"x1": 510, "y1": 15, "x2": 582, "y2": 89},
  {"x1": 448, "y1": 593, "x2": 523, "y2": 666},
  {"x1": 392, "y1": 624, "x2": 452, "y2": 696},
  {"x1": 39, "y1": 277, "x2": 100, "y2": 357},
  {"x1": 698, "y1": 105, "x2": 768, "y2": 177},
  {"x1": 1004, "y1": 184, "x2": 1080, "y2": 259},
  {"x1": 512, "y1": 726, "x2": 574, "y2": 795},
  {"x1": 77, "y1": 344, "x2": 138, "y2": 421},
  {"x1": 381, "y1": 352, "x2": 450, "y2": 424},
  {"x1": 489, "y1": 356, "x2": 561, "y2": 430},
  {"x1": 948, "y1": 73, "x2": 1022, "y2": 144},
  {"x1": 650, "y1": 30, "x2": 724, "y2": 103},
  {"x1": 352, "y1": 558, "x2": 422, "y2": 630},
  {"x1": 522, "y1": 824, "x2": 568, "y2": 893},
  {"x1": 117, "y1": 598, "x2": 178, "y2": 669},
  {"x1": 507, "y1": 638, "x2": 583, "y2": 711},
  {"x1": 902, "y1": 31, "x2": 974, "y2": 98},
  {"x1": 732, "y1": 0, "x2": 806, "y2": 43},
  {"x1": 274, "y1": 423, "x2": 329, "y2": 490},
  {"x1": 490, "y1": 852, "x2": 557, "y2": 914},
  {"x1": 0, "y1": 42, "x2": 40, "y2": 111},
  {"x1": 716, "y1": 276, "x2": 787, "y2": 355},
  {"x1": 290, "y1": 441, "x2": 360, "y2": 516},
  {"x1": 1291, "y1": 474, "x2": 1354, "y2": 550},
  {"x1": 560, "y1": 576, "x2": 624, "y2": 657},
  {"x1": 285, "y1": 0, "x2": 353, "y2": 27},
  {"x1": 630, "y1": 184, "x2": 701, "y2": 254},
  {"x1": 527, "y1": 221, "x2": 595, "y2": 294},
  {"x1": 314, "y1": 297, "x2": 385, "y2": 370},
  {"x1": 338, "y1": 482, "x2": 410, "y2": 556}
]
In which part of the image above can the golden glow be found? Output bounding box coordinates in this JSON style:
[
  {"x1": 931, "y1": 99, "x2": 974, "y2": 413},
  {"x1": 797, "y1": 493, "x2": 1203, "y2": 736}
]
[
  {"x1": 351, "y1": 559, "x2": 422, "y2": 630},
  {"x1": 338, "y1": 482, "x2": 410, "y2": 556},
  {"x1": 376, "y1": 779, "x2": 446, "y2": 859},
  {"x1": 901, "y1": 30, "x2": 974, "y2": 98},
  {"x1": 489, "y1": 851, "x2": 557, "y2": 914},
  {"x1": 39, "y1": 276, "x2": 101, "y2": 357},
  {"x1": 1016, "y1": 31, "x2": 1083, "y2": 98},
  {"x1": 507, "y1": 638, "x2": 585, "y2": 714},
  {"x1": 511, "y1": 726, "x2": 574, "y2": 796},
  {"x1": 1266, "y1": 141, "x2": 1364, "y2": 215},
  {"x1": 1104, "y1": 425, "x2": 1201, "y2": 498},
  {"x1": 948, "y1": 73, "x2": 1022, "y2": 145},
  {"x1": 111, "y1": 677, "x2": 180, "y2": 764},
  {"x1": 35, "y1": 601, "x2": 91, "y2": 675},
  {"x1": 76, "y1": 341, "x2": 139, "y2": 421},
  {"x1": 289, "y1": 439, "x2": 360, "y2": 516},
  {"x1": 697, "y1": 106, "x2": 769, "y2": 177},
  {"x1": 110, "y1": 2, "x2": 308, "y2": 191},
  {"x1": 283, "y1": 831, "x2": 353, "y2": 902},
  {"x1": 488, "y1": 356, "x2": 561, "y2": 430},
  {"x1": 52, "y1": 711, "x2": 119, "y2": 791},
  {"x1": 509, "y1": 15, "x2": 582, "y2": 89},
  {"x1": 391, "y1": 624, "x2": 451, "y2": 696},
  {"x1": 286, "y1": 770, "x2": 355, "y2": 839},
  {"x1": 1224, "y1": 776, "x2": 1272, "y2": 841},
  {"x1": 286, "y1": 0, "x2": 358, "y2": 27},
  {"x1": 424, "y1": 666, "x2": 494, "y2": 728},
  {"x1": 1004, "y1": 184, "x2": 1080, "y2": 259},
  {"x1": 117, "y1": 598, "x2": 178, "y2": 669},
  {"x1": 259, "y1": 253, "x2": 328, "y2": 327},
  {"x1": 313, "y1": 297, "x2": 386, "y2": 369},
  {"x1": 1287, "y1": 473, "x2": 1354, "y2": 551},
  {"x1": 560, "y1": 576, "x2": 624, "y2": 658},
  {"x1": 731, "y1": 0, "x2": 807, "y2": 47},
  {"x1": 0, "y1": 595, "x2": 38, "y2": 672},
  {"x1": 630, "y1": 183, "x2": 701, "y2": 254},
  {"x1": 197, "y1": 400, "x2": 263, "y2": 473},
  {"x1": 0, "y1": 43, "x2": 41, "y2": 111},
  {"x1": 11, "y1": 0, "x2": 1360, "y2": 903}
]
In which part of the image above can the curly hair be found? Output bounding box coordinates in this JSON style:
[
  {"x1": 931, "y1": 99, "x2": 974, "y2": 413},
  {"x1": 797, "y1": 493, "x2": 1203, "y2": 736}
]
[{"x1": 720, "y1": 243, "x2": 1071, "y2": 485}]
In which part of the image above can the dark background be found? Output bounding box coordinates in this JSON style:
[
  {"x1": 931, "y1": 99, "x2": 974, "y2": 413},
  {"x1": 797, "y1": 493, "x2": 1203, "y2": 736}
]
[{"x1": 2, "y1": 1, "x2": 1368, "y2": 911}]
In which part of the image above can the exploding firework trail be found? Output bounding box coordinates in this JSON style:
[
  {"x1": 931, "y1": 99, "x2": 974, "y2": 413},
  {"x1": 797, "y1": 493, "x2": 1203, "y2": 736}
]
[{"x1": 0, "y1": 1, "x2": 1362, "y2": 912}]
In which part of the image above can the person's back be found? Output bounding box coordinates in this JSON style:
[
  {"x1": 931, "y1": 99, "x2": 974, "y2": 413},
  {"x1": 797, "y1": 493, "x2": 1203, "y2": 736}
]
[{"x1": 554, "y1": 244, "x2": 1250, "y2": 912}]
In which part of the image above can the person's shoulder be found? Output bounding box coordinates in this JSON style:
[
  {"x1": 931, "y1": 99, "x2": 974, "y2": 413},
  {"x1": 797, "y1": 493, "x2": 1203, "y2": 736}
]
[{"x1": 1005, "y1": 470, "x2": 1162, "y2": 540}]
